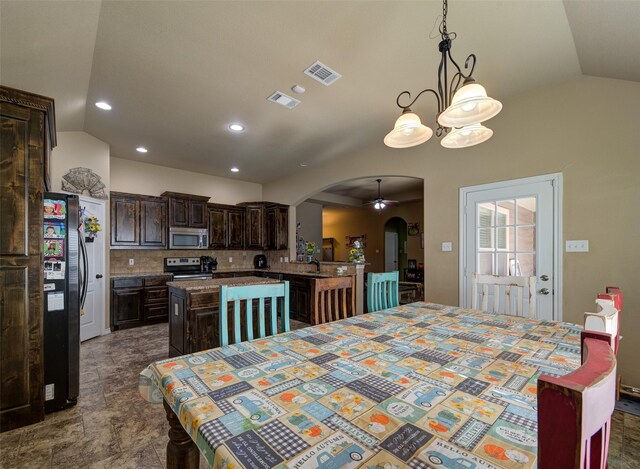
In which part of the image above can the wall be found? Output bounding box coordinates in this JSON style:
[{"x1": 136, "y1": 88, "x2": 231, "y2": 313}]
[
  {"x1": 263, "y1": 76, "x2": 640, "y2": 388},
  {"x1": 296, "y1": 202, "x2": 323, "y2": 256},
  {"x1": 322, "y1": 200, "x2": 424, "y2": 273},
  {"x1": 110, "y1": 157, "x2": 261, "y2": 204},
  {"x1": 51, "y1": 131, "x2": 111, "y2": 332}
]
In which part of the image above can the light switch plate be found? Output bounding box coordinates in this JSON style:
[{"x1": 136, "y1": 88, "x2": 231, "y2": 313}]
[
  {"x1": 228, "y1": 257, "x2": 233, "y2": 263},
  {"x1": 129, "y1": 258, "x2": 134, "y2": 265},
  {"x1": 442, "y1": 242, "x2": 453, "y2": 252},
  {"x1": 566, "y1": 240, "x2": 589, "y2": 252}
]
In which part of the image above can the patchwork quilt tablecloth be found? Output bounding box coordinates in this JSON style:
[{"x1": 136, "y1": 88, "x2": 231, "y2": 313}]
[{"x1": 139, "y1": 302, "x2": 582, "y2": 469}]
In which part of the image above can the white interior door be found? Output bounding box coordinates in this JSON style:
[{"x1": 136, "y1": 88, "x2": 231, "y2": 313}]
[
  {"x1": 460, "y1": 174, "x2": 562, "y2": 320},
  {"x1": 79, "y1": 196, "x2": 105, "y2": 341},
  {"x1": 385, "y1": 231, "x2": 398, "y2": 272}
]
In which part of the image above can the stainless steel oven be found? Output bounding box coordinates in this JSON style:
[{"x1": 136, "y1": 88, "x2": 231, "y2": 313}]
[{"x1": 169, "y1": 227, "x2": 208, "y2": 250}]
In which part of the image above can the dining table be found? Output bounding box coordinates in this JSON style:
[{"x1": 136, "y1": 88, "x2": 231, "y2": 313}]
[{"x1": 139, "y1": 301, "x2": 582, "y2": 469}]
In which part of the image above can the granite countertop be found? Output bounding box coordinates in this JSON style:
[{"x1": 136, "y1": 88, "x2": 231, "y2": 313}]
[
  {"x1": 166, "y1": 276, "x2": 280, "y2": 291},
  {"x1": 110, "y1": 272, "x2": 171, "y2": 279},
  {"x1": 111, "y1": 269, "x2": 351, "y2": 280}
]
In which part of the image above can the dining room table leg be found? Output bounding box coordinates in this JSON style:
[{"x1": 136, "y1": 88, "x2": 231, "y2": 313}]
[{"x1": 163, "y1": 399, "x2": 199, "y2": 469}]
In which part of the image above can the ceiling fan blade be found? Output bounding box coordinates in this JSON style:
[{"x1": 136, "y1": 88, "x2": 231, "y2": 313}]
[{"x1": 381, "y1": 199, "x2": 399, "y2": 204}]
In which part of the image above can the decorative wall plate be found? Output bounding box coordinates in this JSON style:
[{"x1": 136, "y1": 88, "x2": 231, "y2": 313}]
[{"x1": 61, "y1": 167, "x2": 107, "y2": 199}]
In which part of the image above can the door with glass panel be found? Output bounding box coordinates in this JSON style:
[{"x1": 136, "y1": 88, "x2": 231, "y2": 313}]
[{"x1": 461, "y1": 175, "x2": 561, "y2": 320}]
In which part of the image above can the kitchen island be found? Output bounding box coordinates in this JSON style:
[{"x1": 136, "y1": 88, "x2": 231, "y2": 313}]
[{"x1": 167, "y1": 276, "x2": 281, "y2": 356}]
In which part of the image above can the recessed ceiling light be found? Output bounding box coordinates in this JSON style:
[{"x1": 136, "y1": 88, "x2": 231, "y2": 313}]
[
  {"x1": 95, "y1": 101, "x2": 112, "y2": 110},
  {"x1": 229, "y1": 123, "x2": 245, "y2": 132},
  {"x1": 299, "y1": 162, "x2": 309, "y2": 167},
  {"x1": 136, "y1": 147, "x2": 148, "y2": 153},
  {"x1": 230, "y1": 167, "x2": 240, "y2": 172}
]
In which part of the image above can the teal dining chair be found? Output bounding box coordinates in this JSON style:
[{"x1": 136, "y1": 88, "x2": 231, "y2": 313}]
[
  {"x1": 367, "y1": 271, "x2": 399, "y2": 312},
  {"x1": 218, "y1": 281, "x2": 290, "y2": 346}
]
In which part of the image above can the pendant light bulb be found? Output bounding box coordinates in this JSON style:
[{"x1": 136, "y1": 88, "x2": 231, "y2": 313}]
[
  {"x1": 380, "y1": 202, "x2": 386, "y2": 209},
  {"x1": 374, "y1": 202, "x2": 381, "y2": 210}
]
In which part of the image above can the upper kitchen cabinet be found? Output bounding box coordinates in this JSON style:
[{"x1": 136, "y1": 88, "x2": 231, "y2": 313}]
[
  {"x1": 110, "y1": 192, "x2": 167, "y2": 248},
  {"x1": 265, "y1": 204, "x2": 288, "y2": 250},
  {"x1": 162, "y1": 192, "x2": 209, "y2": 228},
  {"x1": 208, "y1": 204, "x2": 245, "y2": 250},
  {"x1": 0, "y1": 86, "x2": 56, "y2": 431},
  {"x1": 238, "y1": 202, "x2": 289, "y2": 250}
]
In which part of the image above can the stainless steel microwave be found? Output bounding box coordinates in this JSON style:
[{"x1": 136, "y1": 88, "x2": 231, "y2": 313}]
[{"x1": 169, "y1": 227, "x2": 209, "y2": 250}]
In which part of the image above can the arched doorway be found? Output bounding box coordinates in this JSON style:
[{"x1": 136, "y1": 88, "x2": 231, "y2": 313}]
[{"x1": 384, "y1": 217, "x2": 408, "y2": 275}]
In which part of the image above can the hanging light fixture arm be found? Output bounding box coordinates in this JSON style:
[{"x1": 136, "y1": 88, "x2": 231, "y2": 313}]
[{"x1": 395, "y1": 89, "x2": 441, "y2": 113}]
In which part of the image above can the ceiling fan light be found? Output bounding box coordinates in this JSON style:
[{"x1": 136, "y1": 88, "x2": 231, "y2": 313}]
[
  {"x1": 437, "y1": 83, "x2": 502, "y2": 128},
  {"x1": 384, "y1": 112, "x2": 433, "y2": 148},
  {"x1": 441, "y1": 124, "x2": 493, "y2": 149},
  {"x1": 380, "y1": 202, "x2": 386, "y2": 209},
  {"x1": 374, "y1": 202, "x2": 381, "y2": 210}
]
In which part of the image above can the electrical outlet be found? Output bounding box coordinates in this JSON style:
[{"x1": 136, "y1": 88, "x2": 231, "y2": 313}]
[
  {"x1": 45, "y1": 383, "x2": 54, "y2": 401},
  {"x1": 442, "y1": 242, "x2": 453, "y2": 252},
  {"x1": 279, "y1": 257, "x2": 283, "y2": 263},
  {"x1": 129, "y1": 258, "x2": 134, "y2": 266},
  {"x1": 228, "y1": 257, "x2": 233, "y2": 263},
  {"x1": 565, "y1": 240, "x2": 589, "y2": 252},
  {"x1": 284, "y1": 257, "x2": 289, "y2": 263}
]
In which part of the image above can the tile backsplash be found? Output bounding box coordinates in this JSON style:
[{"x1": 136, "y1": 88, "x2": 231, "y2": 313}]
[
  {"x1": 110, "y1": 249, "x2": 355, "y2": 275},
  {"x1": 110, "y1": 249, "x2": 259, "y2": 274}
]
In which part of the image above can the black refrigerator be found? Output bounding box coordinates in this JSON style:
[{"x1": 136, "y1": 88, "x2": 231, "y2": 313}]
[{"x1": 43, "y1": 193, "x2": 80, "y2": 413}]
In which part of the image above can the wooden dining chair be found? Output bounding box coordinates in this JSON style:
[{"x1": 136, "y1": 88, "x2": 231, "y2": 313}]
[
  {"x1": 471, "y1": 273, "x2": 537, "y2": 318},
  {"x1": 367, "y1": 271, "x2": 399, "y2": 312},
  {"x1": 218, "y1": 281, "x2": 290, "y2": 346},
  {"x1": 311, "y1": 275, "x2": 355, "y2": 324},
  {"x1": 538, "y1": 331, "x2": 617, "y2": 469},
  {"x1": 584, "y1": 290, "x2": 622, "y2": 354}
]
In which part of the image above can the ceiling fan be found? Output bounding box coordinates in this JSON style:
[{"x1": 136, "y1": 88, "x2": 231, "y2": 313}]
[{"x1": 365, "y1": 179, "x2": 399, "y2": 210}]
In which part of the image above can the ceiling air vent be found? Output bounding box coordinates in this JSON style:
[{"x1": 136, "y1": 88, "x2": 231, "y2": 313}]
[
  {"x1": 303, "y1": 61, "x2": 342, "y2": 86},
  {"x1": 267, "y1": 91, "x2": 301, "y2": 109}
]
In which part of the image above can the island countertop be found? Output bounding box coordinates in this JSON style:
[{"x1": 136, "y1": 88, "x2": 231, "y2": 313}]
[{"x1": 166, "y1": 276, "x2": 280, "y2": 291}]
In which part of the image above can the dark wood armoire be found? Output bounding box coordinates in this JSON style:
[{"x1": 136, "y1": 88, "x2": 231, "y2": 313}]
[{"x1": 0, "y1": 86, "x2": 56, "y2": 432}]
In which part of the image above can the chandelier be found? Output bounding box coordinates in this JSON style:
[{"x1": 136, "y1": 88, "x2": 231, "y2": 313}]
[{"x1": 384, "y1": 0, "x2": 502, "y2": 149}]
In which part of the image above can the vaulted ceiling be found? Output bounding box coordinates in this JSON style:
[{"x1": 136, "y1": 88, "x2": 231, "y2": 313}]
[{"x1": 2, "y1": 1, "x2": 638, "y2": 185}]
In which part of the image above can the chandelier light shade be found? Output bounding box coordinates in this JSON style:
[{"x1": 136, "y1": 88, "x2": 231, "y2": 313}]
[
  {"x1": 384, "y1": 0, "x2": 502, "y2": 149},
  {"x1": 437, "y1": 82, "x2": 502, "y2": 128},
  {"x1": 440, "y1": 123, "x2": 493, "y2": 149},
  {"x1": 384, "y1": 110, "x2": 433, "y2": 148}
]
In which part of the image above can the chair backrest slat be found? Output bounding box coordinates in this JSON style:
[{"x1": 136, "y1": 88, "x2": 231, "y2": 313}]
[
  {"x1": 218, "y1": 281, "x2": 290, "y2": 347},
  {"x1": 471, "y1": 273, "x2": 537, "y2": 318},
  {"x1": 312, "y1": 276, "x2": 355, "y2": 324},
  {"x1": 367, "y1": 271, "x2": 399, "y2": 312}
]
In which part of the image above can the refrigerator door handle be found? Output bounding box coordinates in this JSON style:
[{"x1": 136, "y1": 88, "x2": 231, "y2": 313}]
[{"x1": 79, "y1": 233, "x2": 89, "y2": 309}]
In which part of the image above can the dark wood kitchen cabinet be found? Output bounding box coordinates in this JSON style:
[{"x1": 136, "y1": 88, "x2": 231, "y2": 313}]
[
  {"x1": 110, "y1": 192, "x2": 167, "y2": 248},
  {"x1": 265, "y1": 204, "x2": 288, "y2": 250},
  {"x1": 162, "y1": 192, "x2": 209, "y2": 228},
  {"x1": 239, "y1": 202, "x2": 288, "y2": 250},
  {"x1": 111, "y1": 275, "x2": 171, "y2": 330},
  {"x1": 208, "y1": 204, "x2": 245, "y2": 249},
  {"x1": 0, "y1": 86, "x2": 56, "y2": 432},
  {"x1": 281, "y1": 274, "x2": 312, "y2": 323},
  {"x1": 243, "y1": 203, "x2": 265, "y2": 249}
]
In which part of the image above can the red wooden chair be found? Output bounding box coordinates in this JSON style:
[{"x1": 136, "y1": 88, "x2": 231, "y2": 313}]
[
  {"x1": 598, "y1": 286, "x2": 622, "y2": 355},
  {"x1": 584, "y1": 286, "x2": 622, "y2": 355},
  {"x1": 538, "y1": 331, "x2": 617, "y2": 469}
]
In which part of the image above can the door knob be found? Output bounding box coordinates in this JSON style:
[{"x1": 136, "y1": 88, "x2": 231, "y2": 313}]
[
  {"x1": 96, "y1": 274, "x2": 103, "y2": 279},
  {"x1": 540, "y1": 275, "x2": 549, "y2": 281},
  {"x1": 539, "y1": 288, "x2": 550, "y2": 295}
]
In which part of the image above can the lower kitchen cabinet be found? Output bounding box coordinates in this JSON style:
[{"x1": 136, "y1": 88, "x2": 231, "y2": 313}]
[
  {"x1": 282, "y1": 274, "x2": 312, "y2": 324},
  {"x1": 111, "y1": 275, "x2": 171, "y2": 330}
]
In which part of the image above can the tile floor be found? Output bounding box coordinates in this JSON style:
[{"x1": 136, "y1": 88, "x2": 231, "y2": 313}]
[{"x1": 1, "y1": 321, "x2": 639, "y2": 468}]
